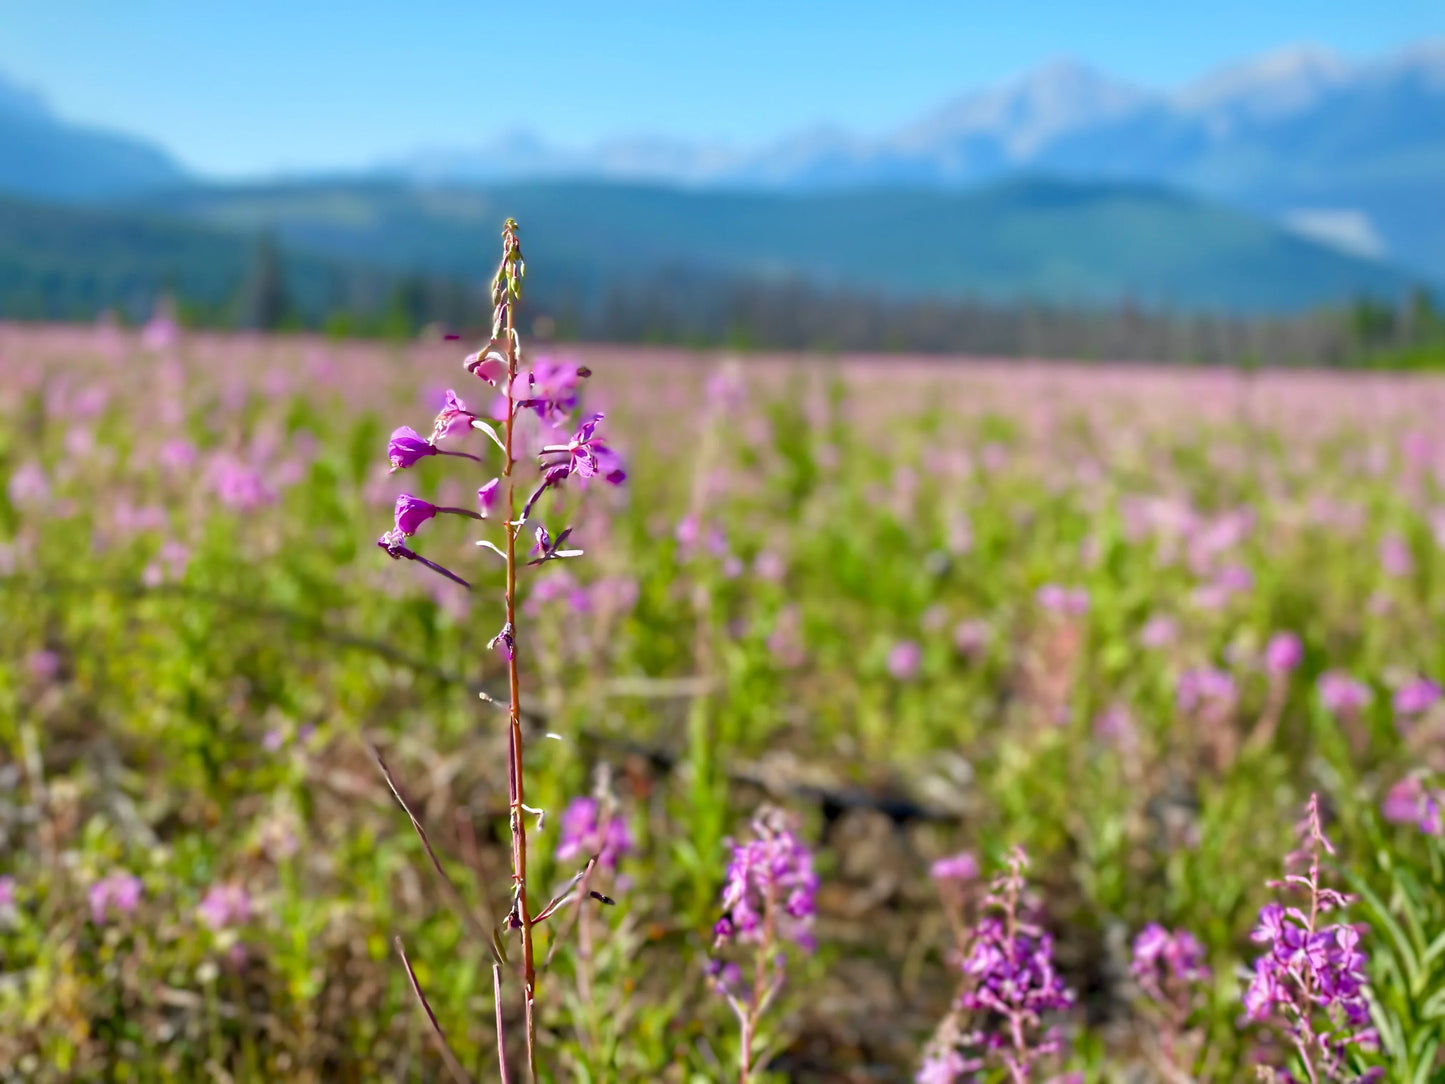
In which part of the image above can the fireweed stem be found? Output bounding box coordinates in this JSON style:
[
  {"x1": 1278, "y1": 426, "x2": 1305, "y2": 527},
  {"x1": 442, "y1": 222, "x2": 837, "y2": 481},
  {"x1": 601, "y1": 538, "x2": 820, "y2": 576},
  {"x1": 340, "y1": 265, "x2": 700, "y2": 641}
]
[{"x1": 500, "y1": 254, "x2": 539, "y2": 1082}]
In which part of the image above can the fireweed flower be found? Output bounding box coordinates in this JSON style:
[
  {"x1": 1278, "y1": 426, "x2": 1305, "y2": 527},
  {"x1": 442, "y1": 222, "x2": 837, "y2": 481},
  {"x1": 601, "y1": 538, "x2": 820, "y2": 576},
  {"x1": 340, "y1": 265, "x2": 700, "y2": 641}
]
[
  {"x1": 1379, "y1": 534, "x2": 1413, "y2": 577},
  {"x1": 1176, "y1": 666, "x2": 1238, "y2": 716},
  {"x1": 429, "y1": 389, "x2": 479, "y2": 443},
  {"x1": 198, "y1": 882, "x2": 251, "y2": 931},
  {"x1": 930, "y1": 851, "x2": 980, "y2": 884},
  {"x1": 89, "y1": 871, "x2": 143, "y2": 924},
  {"x1": 919, "y1": 847, "x2": 1074, "y2": 1083},
  {"x1": 1132, "y1": 925, "x2": 1213, "y2": 1084},
  {"x1": 1139, "y1": 614, "x2": 1178, "y2": 649},
  {"x1": 554, "y1": 796, "x2": 633, "y2": 870},
  {"x1": 888, "y1": 639, "x2": 923, "y2": 681},
  {"x1": 1036, "y1": 584, "x2": 1089, "y2": 616},
  {"x1": 1265, "y1": 632, "x2": 1304, "y2": 675},
  {"x1": 954, "y1": 619, "x2": 991, "y2": 659},
  {"x1": 1132, "y1": 923, "x2": 1209, "y2": 1013},
  {"x1": 1093, "y1": 702, "x2": 1138, "y2": 754},
  {"x1": 710, "y1": 809, "x2": 819, "y2": 1081},
  {"x1": 387, "y1": 426, "x2": 437, "y2": 472},
  {"x1": 1381, "y1": 774, "x2": 1445, "y2": 835},
  {"x1": 1394, "y1": 677, "x2": 1441, "y2": 717},
  {"x1": 1318, "y1": 672, "x2": 1372, "y2": 716},
  {"x1": 511, "y1": 356, "x2": 587, "y2": 426},
  {"x1": 1242, "y1": 794, "x2": 1379, "y2": 1083},
  {"x1": 392, "y1": 493, "x2": 483, "y2": 537},
  {"x1": 478, "y1": 478, "x2": 500, "y2": 517}
]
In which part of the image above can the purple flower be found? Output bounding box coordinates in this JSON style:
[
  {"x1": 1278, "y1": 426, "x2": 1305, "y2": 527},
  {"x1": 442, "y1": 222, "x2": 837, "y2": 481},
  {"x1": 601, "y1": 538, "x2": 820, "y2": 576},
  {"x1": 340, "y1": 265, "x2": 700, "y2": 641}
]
[
  {"x1": 429, "y1": 389, "x2": 477, "y2": 443},
  {"x1": 463, "y1": 344, "x2": 507, "y2": 387},
  {"x1": 1382, "y1": 776, "x2": 1445, "y2": 835},
  {"x1": 560, "y1": 413, "x2": 604, "y2": 479},
  {"x1": 1264, "y1": 632, "x2": 1304, "y2": 675},
  {"x1": 1138, "y1": 614, "x2": 1178, "y2": 649},
  {"x1": 387, "y1": 426, "x2": 437, "y2": 473},
  {"x1": 953, "y1": 619, "x2": 991, "y2": 659},
  {"x1": 207, "y1": 456, "x2": 274, "y2": 511},
  {"x1": 1037, "y1": 584, "x2": 1089, "y2": 616},
  {"x1": 1131, "y1": 923, "x2": 1209, "y2": 1007},
  {"x1": 674, "y1": 514, "x2": 700, "y2": 550},
  {"x1": 197, "y1": 882, "x2": 251, "y2": 931},
  {"x1": 713, "y1": 810, "x2": 819, "y2": 955},
  {"x1": 1318, "y1": 672, "x2": 1371, "y2": 716},
  {"x1": 939, "y1": 848, "x2": 1073, "y2": 1080},
  {"x1": 1380, "y1": 534, "x2": 1413, "y2": 577},
  {"x1": 393, "y1": 494, "x2": 438, "y2": 536},
  {"x1": 89, "y1": 871, "x2": 143, "y2": 924},
  {"x1": 478, "y1": 478, "x2": 500, "y2": 518},
  {"x1": 555, "y1": 796, "x2": 633, "y2": 870},
  {"x1": 0, "y1": 875, "x2": 15, "y2": 908},
  {"x1": 916, "y1": 1049, "x2": 969, "y2": 1084},
  {"x1": 930, "y1": 851, "x2": 979, "y2": 883},
  {"x1": 587, "y1": 441, "x2": 627, "y2": 486},
  {"x1": 511, "y1": 356, "x2": 587, "y2": 426},
  {"x1": 888, "y1": 640, "x2": 923, "y2": 681},
  {"x1": 1177, "y1": 666, "x2": 1237, "y2": 716},
  {"x1": 26, "y1": 649, "x2": 61, "y2": 682},
  {"x1": 1243, "y1": 795, "x2": 1378, "y2": 1081},
  {"x1": 1394, "y1": 677, "x2": 1441, "y2": 717}
]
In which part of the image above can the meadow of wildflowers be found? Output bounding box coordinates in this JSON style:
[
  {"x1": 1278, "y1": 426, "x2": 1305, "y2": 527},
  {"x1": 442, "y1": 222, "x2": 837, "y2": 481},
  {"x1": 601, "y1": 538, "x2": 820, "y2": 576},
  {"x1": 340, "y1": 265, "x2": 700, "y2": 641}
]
[{"x1": 4, "y1": 226, "x2": 1445, "y2": 1081}]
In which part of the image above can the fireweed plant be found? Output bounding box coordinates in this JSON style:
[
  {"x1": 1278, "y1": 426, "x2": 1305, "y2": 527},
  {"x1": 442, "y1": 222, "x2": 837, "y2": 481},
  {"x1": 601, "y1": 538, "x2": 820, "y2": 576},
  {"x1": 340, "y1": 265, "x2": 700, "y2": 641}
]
[
  {"x1": 1130, "y1": 922, "x2": 1213, "y2": 1081},
  {"x1": 374, "y1": 220, "x2": 625, "y2": 1081},
  {"x1": 708, "y1": 807, "x2": 820, "y2": 1084},
  {"x1": 1243, "y1": 795, "x2": 1381, "y2": 1084},
  {"x1": 917, "y1": 847, "x2": 1075, "y2": 1084}
]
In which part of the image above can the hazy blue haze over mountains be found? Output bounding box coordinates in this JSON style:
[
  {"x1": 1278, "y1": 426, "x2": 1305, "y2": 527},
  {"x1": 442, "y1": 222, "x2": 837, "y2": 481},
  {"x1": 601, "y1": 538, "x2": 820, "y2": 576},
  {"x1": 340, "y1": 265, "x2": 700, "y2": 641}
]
[
  {"x1": 0, "y1": 71, "x2": 186, "y2": 200},
  {"x1": 385, "y1": 43, "x2": 1445, "y2": 279},
  {"x1": 0, "y1": 43, "x2": 1439, "y2": 316}
]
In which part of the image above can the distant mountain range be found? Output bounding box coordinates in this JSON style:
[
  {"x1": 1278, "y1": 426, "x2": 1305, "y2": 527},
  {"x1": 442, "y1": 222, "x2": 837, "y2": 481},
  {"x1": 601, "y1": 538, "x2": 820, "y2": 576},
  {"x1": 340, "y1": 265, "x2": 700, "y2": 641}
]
[
  {"x1": 127, "y1": 177, "x2": 1413, "y2": 313},
  {"x1": 0, "y1": 43, "x2": 1439, "y2": 316},
  {"x1": 0, "y1": 72, "x2": 186, "y2": 200},
  {"x1": 380, "y1": 43, "x2": 1445, "y2": 280}
]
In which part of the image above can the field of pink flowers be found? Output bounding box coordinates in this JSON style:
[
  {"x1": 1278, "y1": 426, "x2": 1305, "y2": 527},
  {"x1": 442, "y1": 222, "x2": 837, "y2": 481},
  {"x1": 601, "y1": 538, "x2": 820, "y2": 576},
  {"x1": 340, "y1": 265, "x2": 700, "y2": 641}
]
[{"x1": 3, "y1": 308, "x2": 1445, "y2": 1083}]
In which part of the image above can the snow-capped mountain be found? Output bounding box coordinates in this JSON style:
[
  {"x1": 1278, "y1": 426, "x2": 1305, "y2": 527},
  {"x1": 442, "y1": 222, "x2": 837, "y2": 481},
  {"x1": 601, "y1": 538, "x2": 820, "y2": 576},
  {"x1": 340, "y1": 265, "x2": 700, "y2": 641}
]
[{"x1": 378, "y1": 42, "x2": 1445, "y2": 277}]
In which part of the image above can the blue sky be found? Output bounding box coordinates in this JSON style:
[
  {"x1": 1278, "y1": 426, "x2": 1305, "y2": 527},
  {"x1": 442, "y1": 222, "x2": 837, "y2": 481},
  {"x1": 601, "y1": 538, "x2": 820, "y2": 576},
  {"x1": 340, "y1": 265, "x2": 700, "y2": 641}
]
[{"x1": 2, "y1": 0, "x2": 1442, "y2": 177}]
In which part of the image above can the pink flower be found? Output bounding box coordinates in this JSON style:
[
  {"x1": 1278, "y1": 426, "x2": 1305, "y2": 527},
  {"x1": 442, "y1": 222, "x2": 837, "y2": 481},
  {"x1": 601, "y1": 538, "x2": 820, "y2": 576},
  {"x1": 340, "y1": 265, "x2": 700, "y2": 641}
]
[
  {"x1": 393, "y1": 494, "x2": 438, "y2": 537},
  {"x1": 1394, "y1": 678, "x2": 1441, "y2": 717},
  {"x1": 953, "y1": 619, "x2": 991, "y2": 659},
  {"x1": 89, "y1": 871, "x2": 143, "y2": 924},
  {"x1": 1263, "y1": 631, "x2": 1303, "y2": 675},
  {"x1": 1318, "y1": 671, "x2": 1372, "y2": 716},
  {"x1": 386, "y1": 426, "x2": 437, "y2": 473},
  {"x1": 197, "y1": 882, "x2": 251, "y2": 930},
  {"x1": 1037, "y1": 584, "x2": 1089, "y2": 616},
  {"x1": 887, "y1": 640, "x2": 923, "y2": 681},
  {"x1": 478, "y1": 478, "x2": 499, "y2": 518},
  {"x1": 1139, "y1": 614, "x2": 1178, "y2": 649},
  {"x1": 1380, "y1": 534, "x2": 1413, "y2": 577},
  {"x1": 930, "y1": 851, "x2": 979, "y2": 883}
]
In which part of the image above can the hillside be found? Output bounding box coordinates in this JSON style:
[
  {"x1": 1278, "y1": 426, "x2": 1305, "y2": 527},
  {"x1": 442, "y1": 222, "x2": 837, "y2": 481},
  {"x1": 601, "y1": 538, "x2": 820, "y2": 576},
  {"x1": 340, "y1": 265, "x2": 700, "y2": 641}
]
[
  {"x1": 0, "y1": 196, "x2": 388, "y2": 323},
  {"x1": 0, "y1": 72, "x2": 188, "y2": 201},
  {"x1": 136, "y1": 176, "x2": 1416, "y2": 313}
]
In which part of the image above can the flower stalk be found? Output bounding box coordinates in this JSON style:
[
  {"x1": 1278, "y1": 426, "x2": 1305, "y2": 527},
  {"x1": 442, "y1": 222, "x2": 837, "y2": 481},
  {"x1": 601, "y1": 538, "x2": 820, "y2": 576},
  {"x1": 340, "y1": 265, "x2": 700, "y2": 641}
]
[
  {"x1": 494, "y1": 218, "x2": 540, "y2": 1080},
  {"x1": 374, "y1": 218, "x2": 624, "y2": 1082}
]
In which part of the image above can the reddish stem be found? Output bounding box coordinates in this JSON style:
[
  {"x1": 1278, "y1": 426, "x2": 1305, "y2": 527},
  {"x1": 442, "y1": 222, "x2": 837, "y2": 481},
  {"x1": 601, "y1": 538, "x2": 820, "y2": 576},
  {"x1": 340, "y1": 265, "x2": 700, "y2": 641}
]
[{"x1": 501, "y1": 270, "x2": 538, "y2": 1082}]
